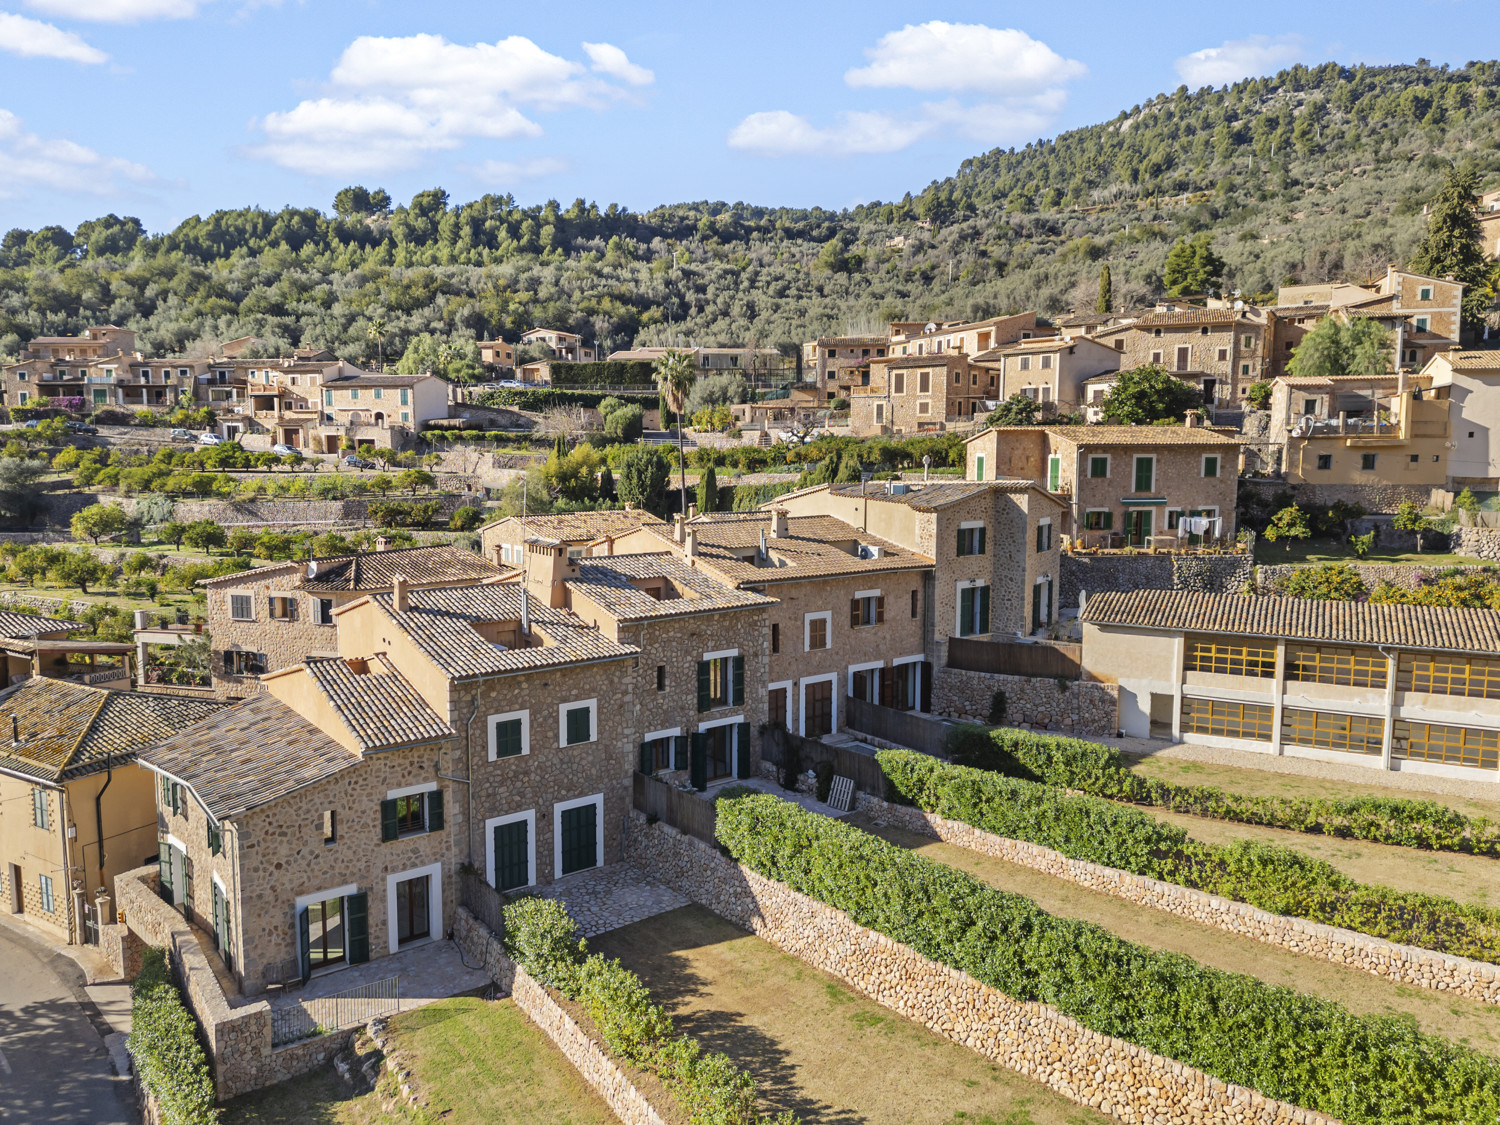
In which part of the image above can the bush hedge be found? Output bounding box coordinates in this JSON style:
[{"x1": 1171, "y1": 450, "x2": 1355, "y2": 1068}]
[
  {"x1": 716, "y1": 793, "x2": 1500, "y2": 1125},
  {"x1": 944, "y1": 724, "x2": 1500, "y2": 856},
  {"x1": 879, "y1": 749, "x2": 1500, "y2": 963},
  {"x1": 503, "y1": 897, "x2": 796, "y2": 1125},
  {"x1": 128, "y1": 947, "x2": 218, "y2": 1125},
  {"x1": 474, "y1": 387, "x2": 654, "y2": 412},
  {"x1": 549, "y1": 360, "x2": 656, "y2": 388}
]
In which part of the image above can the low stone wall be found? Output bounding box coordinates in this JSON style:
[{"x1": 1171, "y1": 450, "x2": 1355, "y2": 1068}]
[
  {"x1": 21, "y1": 491, "x2": 477, "y2": 531},
  {"x1": 1239, "y1": 476, "x2": 1436, "y2": 516},
  {"x1": 1061, "y1": 553, "x2": 1251, "y2": 611},
  {"x1": 624, "y1": 814, "x2": 1334, "y2": 1125},
  {"x1": 856, "y1": 798, "x2": 1500, "y2": 1007},
  {"x1": 453, "y1": 907, "x2": 666, "y2": 1125},
  {"x1": 114, "y1": 865, "x2": 351, "y2": 1099},
  {"x1": 932, "y1": 668, "x2": 1118, "y2": 735},
  {"x1": 1454, "y1": 527, "x2": 1500, "y2": 562},
  {"x1": 1256, "y1": 561, "x2": 1490, "y2": 593}
]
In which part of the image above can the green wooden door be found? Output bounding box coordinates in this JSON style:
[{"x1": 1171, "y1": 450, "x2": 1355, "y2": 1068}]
[
  {"x1": 559, "y1": 803, "x2": 598, "y2": 876},
  {"x1": 494, "y1": 820, "x2": 530, "y2": 891},
  {"x1": 1126, "y1": 510, "x2": 1152, "y2": 546}
]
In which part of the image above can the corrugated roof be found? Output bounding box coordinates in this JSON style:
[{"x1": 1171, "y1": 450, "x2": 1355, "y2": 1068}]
[
  {"x1": 1083, "y1": 589, "x2": 1500, "y2": 655},
  {"x1": 569, "y1": 553, "x2": 776, "y2": 619},
  {"x1": 301, "y1": 656, "x2": 453, "y2": 751},
  {"x1": 140, "y1": 694, "x2": 361, "y2": 821}
]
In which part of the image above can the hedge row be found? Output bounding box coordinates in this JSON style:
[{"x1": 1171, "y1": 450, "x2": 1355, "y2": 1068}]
[
  {"x1": 945, "y1": 725, "x2": 1500, "y2": 856},
  {"x1": 474, "y1": 387, "x2": 654, "y2": 411},
  {"x1": 549, "y1": 360, "x2": 656, "y2": 388},
  {"x1": 128, "y1": 947, "x2": 218, "y2": 1125},
  {"x1": 716, "y1": 793, "x2": 1500, "y2": 1125},
  {"x1": 879, "y1": 749, "x2": 1500, "y2": 963},
  {"x1": 503, "y1": 897, "x2": 797, "y2": 1125}
]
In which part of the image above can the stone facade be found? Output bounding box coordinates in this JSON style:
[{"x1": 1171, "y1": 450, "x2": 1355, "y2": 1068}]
[
  {"x1": 1238, "y1": 475, "x2": 1437, "y2": 517},
  {"x1": 202, "y1": 562, "x2": 336, "y2": 697},
  {"x1": 850, "y1": 355, "x2": 992, "y2": 436},
  {"x1": 624, "y1": 815, "x2": 1336, "y2": 1125},
  {"x1": 931, "y1": 668, "x2": 1120, "y2": 735},
  {"x1": 1094, "y1": 310, "x2": 1270, "y2": 405},
  {"x1": 1061, "y1": 553, "x2": 1253, "y2": 612},
  {"x1": 856, "y1": 798, "x2": 1500, "y2": 1007}
]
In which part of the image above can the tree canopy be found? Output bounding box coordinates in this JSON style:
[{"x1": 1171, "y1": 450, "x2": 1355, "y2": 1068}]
[{"x1": 1098, "y1": 364, "x2": 1203, "y2": 424}]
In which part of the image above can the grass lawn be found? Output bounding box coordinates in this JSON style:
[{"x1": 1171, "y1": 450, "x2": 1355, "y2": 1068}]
[
  {"x1": 590, "y1": 904, "x2": 1106, "y2": 1125},
  {"x1": 848, "y1": 816, "x2": 1500, "y2": 1059},
  {"x1": 1254, "y1": 536, "x2": 1484, "y2": 567},
  {"x1": 219, "y1": 996, "x2": 617, "y2": 1125}
]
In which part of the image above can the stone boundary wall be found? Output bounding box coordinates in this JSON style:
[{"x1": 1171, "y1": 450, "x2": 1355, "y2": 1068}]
[
  {"x1": 1256, "y1": 561, "x2": 1491, "y2": 593},
  {"x1": 453, "y1": 907, "x2": 666, "y2": 1125},
  {"x1": 112, "y1": 865, "x2": 352, "y2": 1099},
  {"x1": 624, "y1": 814, "x2": 1335, "y2": 1125},
  {"x1": 1238, "y1": 476, "x2": 1436, "y2": 516},
  {"x1": 932, "y1": 667, "x2": 1118, "y2": 736},
  {"x1": 21, "y1": 491, "x2": 478, "y2": 530},
  {"x1": 1061, "y1": 554, "x2": 1252, "y2": 611},
  {"x1": 856, "y1": 798, "x2": 1500, "y2": 1006},
  {"x1": 1454, "y1": 527, "x2": 1500, "y2": 562}
]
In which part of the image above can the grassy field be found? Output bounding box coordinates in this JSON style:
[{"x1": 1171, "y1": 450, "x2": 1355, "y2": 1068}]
[
  {"x1": 1254, "y1": 536, "x2": 1484, "y2": 568},
  {"x1": 848, "y1": 816, "x2": 1500, "y2": 1059},
  {"x1": 590, "y1": 904, "x2": 1106, "y2": 1125},
  {"x1": 219, "y1": 996, "x2": 618, "y2": 1125}
]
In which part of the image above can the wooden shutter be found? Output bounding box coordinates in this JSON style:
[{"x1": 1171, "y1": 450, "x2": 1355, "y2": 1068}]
[
  {"x1": 731, "y1": 656, "x2": 744, "y2": 705},
  {"x1": 875, "y1": 596, "x2": 885, "y2": 624},
  {"x1": 182, "y1": 855, "x2": 194, "y2": 919},
  {"x1": 208, "y1": 822, "x2": 221, "y2": 856},
  {"x1": 879, "y1": 666, "x2": 895, "y2": 707},
  {"x1": 1035, "y1": 523, "x2": 1043, "y2": 552},
  {"x1": 696, "y1": 660, "x2": 711, "y2": 711},
  {"x1": 673, "y1": 735, "x2": 689, "y2": 770},
  {"x1": 211, "y1": 881, "x2": 224, "y2": 951},
  {"x1": 689, "y1": 733, "x2": 708, "y2": 791},
  {"x1": 977, "y1": 586, "x2": 991, "y2": 635},
  {"x1": 850, "y1": 598, "x2": 861, "y2": 627},
  {"x1": 638, "y1": 742, "x2": 653, "y2": 775},
  {"x1": 1101, "y1": 510, "x2": 1114, "y2": 531},
  {"x1": 346, "y1": 892, "x2": 370, "y2": 964},
  {"x1": 298, "y1": 907, "x2": 312, "y2": 983},
  {"x1": 959, "y1": 587, "x2": 973, "y2": 635},
  {"x1": 920, "y1": 661, "x2": 933, "y2": 714},
  {"x1": 735, "y1": 723, "x2": 752, "y2": 779},
  {"x1": 169, "y1": 782, "x2": 180, "y2": 816},
  {"x1": 976, "y1": 527, "x2": 986, "y2": 555},
  {"x1": 157, "y1": 840, "x2": 172, "y2": 895},
  {"x1": 1135, "y1": 457, "x2": 1153, "y2": 493},
  {"x1": 955, "y1": 526, "x2": 965, "y2": 555},
  {"x1": 380, "y1": 798, "x2": 399, "y2": 842},
  {"x1": 427, "y1": 789, "x2": 444, "y2": 832},
  {"x1": 494, "y1": 821, "x2": 530, "y2": 891}
]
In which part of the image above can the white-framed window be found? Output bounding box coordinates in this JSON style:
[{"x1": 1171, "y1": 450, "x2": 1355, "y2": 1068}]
[
  {"x1": 39, "y1": 874, "x2": 54, "y2": 914},
  {"x1": 553, "y1": 793, "x2": 604, "y2": 878},
  {"x1": 1202, "y1": 454, "x2": 1220, "y2": 478},
  {"x1": 804, "y1": 610, "x2": 832, "y2": 651},
  {"x1": 268, "y1": 595, "x2": 298, "y2": 621},
  {"x1": 1088, "y1": 454, "x2": 1110, "y2": 479},
  {"x1": 1415, "y1": 316, "x2": 1429, "y2": 332},
  {"x1": 1419, "y1": 286, "x2": 1433, "y2": 301},
  {"x1": 974, "y1": 454, "x2": 985, "y2": 481},
  {"x1": 1041, "y1": 355, "x2": 1052, "y2": 370},
  {"x1": 558, "y1": 699, "x2": 597, "y2": 747},
  {"x1": 873, "y1": 403, "x2": 885, "y2": 425},
  {"x1": 767, "y1": 681, "x2": 793, "y2": 728},
  {"x1": 485, "y1": 810, "x2": 536, "y2": 893},
  {"x1": 229, "y1": 594, "x2": 254, "y2": 621},
  {"x1": 384, "y1": 781, "x2": 439, "y2": 840},
  {"x1": 956, "y1": 520, "x2": 986, "y2": 556},
  {"x1": 314, "y1": 599, "x2": 334, "y2": 625},
  {"x1": 917, "y1": 400, "x2": 931, "y2": 415},
  {"x1": 1036, "y1": 518, "x2": 1052, "y2": 552},
  {"x1": 798, "y1": 673, "x2": 838, "y2": 737},
  {"x1": 1047, "y1": 455, "x2": 1062, "y2": 492},
  {"x1": 1019, "y1": 356, "x2": 1031, "y2": 371},
  {"x1": 385, "y1": 861, "x2": 442, "y2": 954},
  {"x1": 488, "y1": 709, "x2": 530, "y2": 761},
  {"x1": 1132, "y1": 455, "x2": 1155, "y2": 493},
  {"x1": 851, "y1": 589, "x2": 883, "y2": 627}
]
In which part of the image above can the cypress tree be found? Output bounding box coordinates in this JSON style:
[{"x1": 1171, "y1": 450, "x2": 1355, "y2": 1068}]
[
  {"x1": 696, "y1": 464, "x2": 719, "y2": 512},
  {"x1": 552, "y1": 434, "x2": 567, "y2": 462},
  {"x1": 598, "y1": 464, "x2": 616, "y2": 501},
  {"x1": 1097, "y1": 263, "x2": 1113, "y2": 313},
  {"x1": 1408, "y1": 163, "x2": 1489, "y2": 327}
]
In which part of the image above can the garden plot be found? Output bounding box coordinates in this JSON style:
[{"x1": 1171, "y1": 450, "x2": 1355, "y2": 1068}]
[{"x1": 590, "y1": 903, "x2": 1108, "y2": 1125}]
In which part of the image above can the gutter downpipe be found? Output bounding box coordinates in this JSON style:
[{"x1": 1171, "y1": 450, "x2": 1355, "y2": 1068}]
[
  {"x1": 58, "y1": 784, "x2": 77, "y2": 944},
  {"x1": 1377, "y1": 645, "x2": 1399, "y2": 773},
  {"x1": 93, "y1": 750, "x2": 112, "y2": 890}
]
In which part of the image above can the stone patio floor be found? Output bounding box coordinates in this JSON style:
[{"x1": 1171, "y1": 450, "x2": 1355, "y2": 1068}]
[{"x1": 534, "y1": 863, "x2": 689, "y2": 938}]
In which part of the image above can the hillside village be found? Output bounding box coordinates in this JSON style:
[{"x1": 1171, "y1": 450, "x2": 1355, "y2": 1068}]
[{"x1": 7, "y1": 64, "x2": 1500, "y2": 1125}]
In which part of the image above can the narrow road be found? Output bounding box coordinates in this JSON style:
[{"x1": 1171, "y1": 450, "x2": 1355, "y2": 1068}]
[{"x1": 0, "y1": 924, "x2": 136, "y2": 1123}]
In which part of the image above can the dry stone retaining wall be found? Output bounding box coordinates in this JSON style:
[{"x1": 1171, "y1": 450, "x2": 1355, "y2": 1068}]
[
  {"x1": 932, "y1": 667, "x2": 1118, "y2": 735},
  {"x1": 1454, "y1": 527, "x2": 1500, "y2": 562},
  {"x1": 1256, "y1": 561, "x2": 1491, "y2": 593},
  {"x1": 624, "y1": 813, "x2": 1335, "y2": 1125},
  {"x1": 855, "y1": 797, "x2": 1500, "y2": 1006},
  {"x1": 453, "y1": 907, "x2": 666, "y2": 1125},
  {"x1": 1061, "y1": 553, "x2": 1252, "y2": 611}
]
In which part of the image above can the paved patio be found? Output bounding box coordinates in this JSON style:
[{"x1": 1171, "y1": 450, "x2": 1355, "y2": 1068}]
[{"x1": 535, "y1": 864, "x2": 689, "y2": 938}]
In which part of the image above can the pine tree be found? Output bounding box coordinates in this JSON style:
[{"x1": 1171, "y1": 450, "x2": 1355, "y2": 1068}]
[
  {"x1": 1409, "y1": 163, "x2": 1490, "y2": 327},
  {"x1": 696, "y1": 464, "x2": 719, "y2": 512},
  {"x1": 1097, "y1": 263, "x2": 1112, "y2": 313}
]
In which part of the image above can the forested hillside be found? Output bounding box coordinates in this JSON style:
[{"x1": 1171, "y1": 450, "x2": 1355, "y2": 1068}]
[{"x1": 3, "y1": 60, "x2": 1499, "y2": 371}]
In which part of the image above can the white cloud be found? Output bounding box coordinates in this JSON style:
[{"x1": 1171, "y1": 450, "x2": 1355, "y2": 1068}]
[
  {"x1": 25, "y1": 0, "x2": 202, "y2": 21},
  {"x1": 845, "y1": 21, "x2": 1085, "y2": 95},
  {"x1": 582, "y1": 41, "x2": 652, "y2": 87},
  {"x1": 0, "y1": 11, "x2": 107, "y2": 62},
  {"x1": 250, "y1": 33, "x2": 651, "y2": 175},
  {"x1": 0, "y1": 108, "x2": 154, "y2": 197},
  {"x1": 1174, "y1": 35, "x2": 1304, "y2": 88},
  {"x1": 467, "y1": 156, "x2": 570, "y2": 183},
  {"x1": 731, "y1": 22, "x2": 1083, "y2": 159}
]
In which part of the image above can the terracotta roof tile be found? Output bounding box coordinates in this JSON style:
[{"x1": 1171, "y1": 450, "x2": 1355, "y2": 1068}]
[
  {"x1": 0, "y1": 610, "x2": 81, "y2": 638},
  {"x1": 976, "y1": 424, "x2": 1239, "y2": 447},
  {"x1": 480, "y1": 510, "x2": 667, "y2": 541},
  {"x1": 1124, "y1": 309, "x2": 1248, "y2": 327},
  {"x1": 301, "y1": 656, "x2": 453, "y2": 751},
  {"x1": 300, "y1": 545, "x2": 504, "y2": 592},
  {"x1": 569, "y1": 553, "x2": 775, "y2": 619}
]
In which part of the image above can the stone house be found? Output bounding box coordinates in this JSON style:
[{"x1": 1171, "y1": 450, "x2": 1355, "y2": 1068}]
[
  {"x1": 1093, "y1": 306, "x2": 1272, "y2": 408},
  {"x1": 0, "y1": 678, "x2": 223, "y2": 945},
  {"x1": 1083, "y1": 588, "x2": 1500, "y2": 787},
  {"x1": 886, "y1": 312, "x2": 1039, "y2": 358},
  {"x1": 520, "y1": 328, "x2": 596, "y2": 363},
  {"x1": 964, "y1": 420, "x2": 1240, "y2": 548},
  {"x1": 3, "y1": 351, "x2": 206, "y2": 412},
  {"x1": 1275, "y1": 268, "x2": 1465, "y2": 374},
  {"x1": 137, "y1": 657, "x2": 455, "y2": 993},
  {"x1": 800, "y1": 336, "x2": 890, "y2": 402},
  {"x1": 771, "y1": 480, "x2": 1066, "y2": 649},
  {"x1": 478, "y1": 339, "x2": 516, "y2": 368},
  {"x1": 196, "y1": 544, "x2": 506, "y2": 697},
  {"x1": 1423, "y1": 350, "x2": 1500, "y2": 489},
  {"x1": 608, "y1": 511, "x2": 934, "y2": 736},
  {"x1": 971, "y1": 335, "x2": 1122, "y2": 414},
  {"x1": 318, "y1": 372, "x2": 451, "y2": 451},
  {"x1": 850, "y1": 354, "x2": 992, "y2": 435},
  {"x1": 479, "y1": 509, "x2": 667, "y2": 570}
]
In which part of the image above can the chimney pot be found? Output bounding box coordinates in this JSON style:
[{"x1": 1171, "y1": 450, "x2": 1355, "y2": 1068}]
[
  {"x1": 685, "y1": 529, "x2": 697, "y2": 558},
  {"x1": 771, "y1": 509, "x2": 789, "y2": 539},
  {"x1": 375, "y1": 536, "x2": 391, "y2": 552},
  {"x1": 392, "y1": 574, "x2": 408, "y2": 613}
]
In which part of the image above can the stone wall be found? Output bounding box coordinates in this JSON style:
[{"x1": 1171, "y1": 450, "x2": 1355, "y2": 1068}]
[
  {"x1": 114, "y1": 864, "x2": 353, "y2": 1100},
  {"x1": 1454, "y1": 527, "x2": 1500, "y2": 562},
  {"x1": 1256, "y1": 561, "x2": 1491, "y2": 593},
  {"x1": 1061, "y1": 553, "x2": 1252, "y2": 611},
  {"x1": 624, "y1": 815, "x2": 1335, "y2": 1125},
  {"x1": 452, "y1": 907, "x2": 666, "y2": 1125},
  {"x1": 931, "y1": 667, "x2": 1118, "y2": 735},
  {"x1": 22, "y1": 491, "x2": 476, "y2": 531},
  {"x1": 1238, "y1": 476, "x2": 1435, "y2": 516},
  {"x1": 856, "y1": 798, "x2": 1500, "y2": 1007}
]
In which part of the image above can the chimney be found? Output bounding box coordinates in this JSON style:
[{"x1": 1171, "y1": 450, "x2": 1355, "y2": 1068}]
[
  {"x1": 603, "y1": 534, "x2": 615, "y2": 556},
  {"x1": 771, "y1": 508, "x2": 789, "y2": 539},
  {"x1": 685, "y1": 529, "x2": 698, "y2": 559},
  {"x1": 623, "y1": 501, "x2": 634, "y2": 512},
  {"x1": 375, "y1": 536, "x2": 391, "y2": 552},
  {"x1": 674, "y1": 513, "x2": 686, "y2": 545},
  {"x1": 1183, "y1": 409, "x2": 1201, "y2": 429},
  {"x1": 392, "y1": 574, "x2": 408, "y2": 613}
]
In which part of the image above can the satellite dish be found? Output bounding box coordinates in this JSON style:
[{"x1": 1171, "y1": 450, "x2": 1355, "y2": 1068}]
[{"x1": 924, "y1": 322, "x2": 938, "y2": 333}]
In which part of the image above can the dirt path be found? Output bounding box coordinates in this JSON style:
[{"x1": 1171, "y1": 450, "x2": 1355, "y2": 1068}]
[
  {"x1": 591, "y1": 904, "x2": 1108, "y2": 1125},
  {"x1": 846, "y1": 815, "x2": 1500, "y2": 1058}
]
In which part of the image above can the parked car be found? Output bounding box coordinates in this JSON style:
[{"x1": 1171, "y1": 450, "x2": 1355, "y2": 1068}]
[
  {"x1": 21, "y1": 419, "x2": 40, "y2": 429},
  {"x1": 198, "y1": 433, "x2": 223, "y2": 445},
  {"x1": 342, "y1": 455, "x2": 371, "y2": 469},
  {"x1": 65, "y1": 421, "x2": 98, "y2": 435},
  {"x1": 270, "y1": 443, "x2": 298, "y2": 456},
  {"x1": 169, "y1": 428, "x2": 195, "y2": 442}
]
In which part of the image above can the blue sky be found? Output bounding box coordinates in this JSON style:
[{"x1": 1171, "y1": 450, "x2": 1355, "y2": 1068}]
[{"x1": 0, "y1": 0, "x2": 1492, "y2": 233}]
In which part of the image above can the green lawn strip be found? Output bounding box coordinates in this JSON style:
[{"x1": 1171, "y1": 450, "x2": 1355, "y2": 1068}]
[
  {"x1": 949, "y1": 724, "x2": 1500, "y2": 855},
  {"x1": 590, "y1": 904, "x2": 1108, "y2": 1125},
  {"x1": 882, "y1": 748, "x2": 1500, "y2": 963},
  {"x1": 217, "y1": 1062, "x2": 400, "y2": 1125},
  {"x1": 849, "y1": 813, "x2": 1500, "y2": 1059},
  {"x1": 717, "y1": 792, "x2": 1500, "y2": 1125}
]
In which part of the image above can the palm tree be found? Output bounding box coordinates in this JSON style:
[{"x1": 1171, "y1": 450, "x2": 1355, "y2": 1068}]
[
  {"x1": 366, "y1": 317, "x2": 389, "y2": 369},
  {"x1": 652, "y1": 349, "x2": 695, "y2": 517}
]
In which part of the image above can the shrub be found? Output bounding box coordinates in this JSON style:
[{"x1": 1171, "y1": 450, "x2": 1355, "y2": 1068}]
[
  {"x1": 128, "y1": 947, "x2": 218, "y2": 1125},
  {"x1": 1275, "y1": 561, "x2": 1368, "y2": 601},
  {"x1": 813, "y1": 760, "x2": 833, "y2": 803},
  {"x1": 716, "y1": 794, "x2": 1500, "y2": 1125},
  {"x1": 449, "y1": 505, "x2": 484, "y2": 531}
]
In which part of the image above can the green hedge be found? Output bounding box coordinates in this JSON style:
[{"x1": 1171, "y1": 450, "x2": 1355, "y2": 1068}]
[
  {"x1": 715, "y1": 793, "x2": 1500, "y2": 1125},
  {"x1": 945, "y1": 725, "x2": 1500, "y2": 856},
  {"x1": 549, "y1": 360, "x2": 656, "y2": 388},
  {"x1": 503, "y1": 897, "x2": 796, "y2": 1125},
  {"x1": 128, "y1": 947, "x2": 218, "y2": 1125},
  {"x1": 879, "y1": 749, "x2": 1500, "y2": 962},
  {"x1": 473, "y1": 387, "x2": 654, "y2": 412}
]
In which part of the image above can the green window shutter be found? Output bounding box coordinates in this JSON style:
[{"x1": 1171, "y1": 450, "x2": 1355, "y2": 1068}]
[
  {"x1": 1135, "y1": 457, "x2": 1153, "y2": 492},
  {"x1": 1048, "y1": 457, "x2": 1061, "y2": 491},
  {"x1": 427, "y1": 789, "x2": 444, "y2": 832},
  {"x1": 208, "y1": 822, "x2": 221, "y2": 856},
  {"x1": 1102, "y1": 510, "x2": 1114, "y2": 531},
  {"x1": 1036, "y1": 523, "x2": 1043, "y2": 552},
  {"x1": 1032, "y1": 585, "x2": 1042, "y2": 631},
  {"x1": 977, "y1": 586, "x2": 991, "y2": 635},
  {"x1": 298, "y1": 907, "x2": 312, "y2": 983},
  {"x1": 211, "y1": 881, "x2": 224, "y2": 951},
  {"x1": 955, "y1": 526, "x2": 965, "y2": 556},
  {"x1": 493, "y1": 821, "x2": 529, "y2": 891},
  {"x1": 182, "y1": 855, "x2": 194, "y2": 918},
  {"x1": 672, "y1": 735, "x2": 689, "y2": 771},
  {"x1": 734, "y1": 723, "x2": 752, "y2": 779},
  {"x1": 1204, "y1": 456, "x2": 1218, "y2": 478},
  {"x1": 169, "y1": 782, "x2": 179, "y2": 816},
  {"x1": 400, "y1": 388, "x2": 409, "y2": 405},
  {"x1": 975, "y1": 455, "x2": 985, "y2": 481},
  {"x1": 380, "y1": 798, "x2": 399, "y2": 843},
  {"x1": 559, "y1": 803, "x2": 598, "y2": 876},
  {"x1": 976, "y1": 527, "x2": 986, "y2": 555},
  {"x1": 493, "y1": 718, "x2": 523, "y2": 758},
  {"x1": 566, "y1": 706, "x2": 591, "y2": 745},
  {"x1": 959, "y1": 587, "x2": 974, "y2": 636},
  {"x1": 689, "y1": 733, "x2": 708, "y2": 791},
  {"x1": 346, "y1": 892, "x2": 370, "y2": 965},
  {"x1": 696, "y1": 660, "x2": 711, "y2": 711},
  {"x1": 731, "y1": 656, "x2": 744, "y2": 705},
  {"x1": 639, "y1": 741, "x2": 653, "y2": 774}
]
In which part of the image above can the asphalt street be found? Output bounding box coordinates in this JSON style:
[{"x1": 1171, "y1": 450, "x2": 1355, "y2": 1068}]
[{"x1": 0, "y1": 924, "x2": 136, "y2": 1124}]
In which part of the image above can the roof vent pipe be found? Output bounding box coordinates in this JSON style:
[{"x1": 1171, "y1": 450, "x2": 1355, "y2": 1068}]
[
  {"x1": 10, "y1": 715, "x2": 17, "y2": 745},
  {"x1": 521, "y1": 590, "x2": 531, "y2": 637}
]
